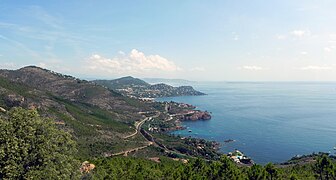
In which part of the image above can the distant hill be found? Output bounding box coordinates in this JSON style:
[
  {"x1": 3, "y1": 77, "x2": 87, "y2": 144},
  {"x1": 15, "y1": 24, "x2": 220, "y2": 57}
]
[
  {"x1": 95, "y1": 76, "x2": 151, "y2": 89},
  {"x1": 93, "y1": 76, "x2": 205, "y2": 98},
  {"x1": 142, "y1": 78, "x2": 196, "y2": 85}
]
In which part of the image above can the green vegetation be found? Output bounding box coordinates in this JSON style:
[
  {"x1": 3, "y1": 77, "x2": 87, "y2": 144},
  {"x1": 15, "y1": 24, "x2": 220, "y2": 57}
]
[
  {"x1": 0, "y1": 108, "x2": 80, "y2": 179},
  {"x1": 1, "y1": 105, "x2": 336, "y2": 180},
  {"x1": 48, "y1": 97, "x2": 147, "y2": 159},
  {"x1": 314, "y1": 154, "x2": 336, "y2": 179},
  {"x1": 0, "y1": 76, "x2": 32, "y2": 97},
  {"x1": 86, "y1": 155, "x2": 336, "y2": 179},
  {"x1": 149, "y1": 132, "x2": 220, "y2": 160}
]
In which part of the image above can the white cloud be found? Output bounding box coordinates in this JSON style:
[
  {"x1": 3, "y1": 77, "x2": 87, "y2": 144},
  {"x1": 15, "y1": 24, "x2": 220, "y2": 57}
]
[
  {"x1": 238, "y1": 65, "x2": 265, "y2": 71},
  {"x1": 85, "y1": 49, "x2": 181, "y2": 76},
  {"x1": 290, "y1": 30, "x2": 311, "y2": 37},
  {"x1": 329, "y1": 33, "x2": 336, "y2": 39},
  {"x1": 37, "y1": 59, "x2": 71, "y2": 72},
  {"x1": 324, "y1": 46, "x2": 336, "y2": 52},
  {"x1": 118, "y1": 51, "x2": 125, "y2": 55},
  {"x1": 276, "y1": 34, "x2": 287, "y2": 40},
  {"x1": 231, "y1": 32, "x2": 239, "y2": 41},
  {"x1": 324, "y1": 47, "x2": 332, "y2": 52},
  {"x1": 276, "y1": 30, "x2": 311, "y2": 40},
  {"x1": 190, "y1": 67, "x2": 205, "y2": 72},
  {"x1": 299, "y1": 65, "x2": 333, "y2": 71},
  {"x1": 300, "y1": 51, "x2": 308, "y2": 55},
  {"x1": 38, "y1": 62, "x2": 47, "y2": 68}
]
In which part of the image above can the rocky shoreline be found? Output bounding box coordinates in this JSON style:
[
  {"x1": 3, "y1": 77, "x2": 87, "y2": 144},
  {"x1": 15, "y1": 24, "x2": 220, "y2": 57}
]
[
  {"x1": 161, "y1": 100, "x2": 255, "y2": 165},
  {"x1": 180, "y1": 110, "x2": 211, "y2": 121}
]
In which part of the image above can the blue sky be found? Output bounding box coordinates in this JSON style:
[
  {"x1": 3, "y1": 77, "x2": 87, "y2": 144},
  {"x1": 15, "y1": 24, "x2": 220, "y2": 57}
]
[{"x1": 1, "y1": 0, "x2": 336, "y2": 81}]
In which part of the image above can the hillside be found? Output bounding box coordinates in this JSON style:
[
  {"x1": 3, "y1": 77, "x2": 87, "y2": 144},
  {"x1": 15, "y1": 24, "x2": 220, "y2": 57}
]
[
  {"x1": 0, "y1": 66, "x2": 216, "y2": 160},
  {"x1": 0, "y1": 67, "x2": 158, "y2": 158},
  {"x1": 93, "y1": 76, "x2": 205, "y2": 98},
  {"x1": 0, "y1": 67, "x2": 147, "y2": 115}
]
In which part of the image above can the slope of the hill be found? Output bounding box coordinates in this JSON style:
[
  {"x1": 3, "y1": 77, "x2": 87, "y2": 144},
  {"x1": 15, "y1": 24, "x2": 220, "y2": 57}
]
[{"x1": 0, "y1": 66, "x2": 154, "y2": 158}]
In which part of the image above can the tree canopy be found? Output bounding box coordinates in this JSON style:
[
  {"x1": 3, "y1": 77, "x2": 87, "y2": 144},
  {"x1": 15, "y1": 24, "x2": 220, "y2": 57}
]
[{"x1": 0, "y1": 108, "x2": 80, "y2": 179}]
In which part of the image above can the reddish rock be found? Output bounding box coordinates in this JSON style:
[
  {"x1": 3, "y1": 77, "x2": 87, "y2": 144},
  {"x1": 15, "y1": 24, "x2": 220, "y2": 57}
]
[{"x1": 181, "y1": 111, "x2": 211, "y2": 121}]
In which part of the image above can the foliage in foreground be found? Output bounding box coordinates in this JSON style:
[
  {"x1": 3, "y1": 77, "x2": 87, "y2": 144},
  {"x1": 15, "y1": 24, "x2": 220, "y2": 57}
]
[
  {"x1": 0, "y1": 108, "x2": 80, "y2": 179},
  {"x1": 88, "y1": 154, "x2": 336, "y2": 180}
]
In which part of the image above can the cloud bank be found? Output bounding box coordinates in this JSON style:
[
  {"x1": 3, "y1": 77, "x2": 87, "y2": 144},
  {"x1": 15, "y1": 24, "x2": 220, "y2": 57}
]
[
  {"x1": 85, "y1": 49, "x2": 181, "y2": 76},
  {"x1": 299, "y1": 65, "x2": 333, "y2": 71},
  {"x1": 238, "y1": 65, "x2": 265, "y2": 71},
  {"x1": 290, "y1": 30, "x2": 311, "y2": 38}
]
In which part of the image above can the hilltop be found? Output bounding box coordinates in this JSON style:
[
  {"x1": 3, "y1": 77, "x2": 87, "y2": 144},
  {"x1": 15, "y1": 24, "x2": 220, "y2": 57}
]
[{"x1": 93, "y1": 76, "x2": 205, "y2": 98}]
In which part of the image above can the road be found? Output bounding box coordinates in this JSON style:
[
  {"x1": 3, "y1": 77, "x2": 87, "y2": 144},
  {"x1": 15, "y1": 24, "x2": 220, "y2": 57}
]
[
  {"x1": 107, "y1": 112, "x2": 159, "y2": 157},
  {"x1": 107, "y1": 111, "x2": 199, "y2": 159},
  {"x1": 123, "y1": 117, "x2": 152, "y2": 139},
  {"x1": 109, "y1": 142, "x2": 153, "y2": 156}
]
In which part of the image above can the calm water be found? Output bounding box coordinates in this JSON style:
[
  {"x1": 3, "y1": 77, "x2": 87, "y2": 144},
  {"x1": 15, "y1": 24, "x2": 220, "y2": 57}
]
[{"x1": 158, "y1": 82, "x2": 336, "y2": 164}]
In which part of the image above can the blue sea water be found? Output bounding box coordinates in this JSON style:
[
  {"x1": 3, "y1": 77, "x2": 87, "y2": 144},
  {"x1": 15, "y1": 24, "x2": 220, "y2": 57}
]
[{"x1": 157, "y1": 82, "x2": 336, "y2": 164}]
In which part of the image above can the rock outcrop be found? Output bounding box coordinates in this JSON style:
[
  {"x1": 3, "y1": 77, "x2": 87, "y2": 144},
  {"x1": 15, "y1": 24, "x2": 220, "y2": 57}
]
[
  {"x1": 0, "y1": 106, "x2": 6, "y2": 113},
  {"x1": 3, "y1": 94, "x2": 25, "y2": 107},
  {"x1": 181, "y1": 111, "x2": 211, "y2": 121},
  {"x1": 80, "y1": 161, "x2": 95, "y2": 173}
]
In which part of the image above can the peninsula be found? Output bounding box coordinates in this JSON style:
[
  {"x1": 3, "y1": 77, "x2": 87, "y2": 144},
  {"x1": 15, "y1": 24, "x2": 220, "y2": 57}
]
[{"x1": 93, "y1": 76, "x2": 206, "y2": 98}]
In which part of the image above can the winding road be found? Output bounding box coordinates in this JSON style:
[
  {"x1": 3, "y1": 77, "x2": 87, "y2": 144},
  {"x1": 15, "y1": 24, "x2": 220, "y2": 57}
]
[
  {"x1": 123, "y1": 116, "x2": 152, "y2": 139},
  {"x1": 106, "y1": 112, "x2": 159, "y2": 157}
]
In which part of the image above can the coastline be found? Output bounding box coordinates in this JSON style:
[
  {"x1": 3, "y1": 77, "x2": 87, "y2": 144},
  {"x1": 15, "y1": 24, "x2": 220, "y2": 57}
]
[
  {"x1": 153, "y1": 98, "x2": 255, "y2": 165},
  {"x1": 153, "y1": 82, "x2": 336, "y2": 164}
]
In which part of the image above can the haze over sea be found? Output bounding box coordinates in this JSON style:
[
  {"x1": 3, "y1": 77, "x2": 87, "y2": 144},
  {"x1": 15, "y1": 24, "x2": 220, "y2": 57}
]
[{"x1": 158, "y1": 82, "x2": 336, "y2": 164}]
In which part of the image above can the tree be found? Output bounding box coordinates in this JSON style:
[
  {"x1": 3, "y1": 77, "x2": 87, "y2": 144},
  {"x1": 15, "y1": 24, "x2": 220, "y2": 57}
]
[
  {"x1": 314, "y1": 154, "x2": 335, "y2": 180},
  {"x1": 214, "y1": 156, "x2": 243, "y2": 180},
  {"x1": 0, "y1": 108, "x2": 80, "y2": 179},
  {"x1": 265, "y1": 163, "x2": 278, "y2": 180},
  {"x1": 289, "y1": 173, "x2": 299, "y2": 180},
  {"x1": 247, "y1": 164, "x2": 267, "y2": 180}
]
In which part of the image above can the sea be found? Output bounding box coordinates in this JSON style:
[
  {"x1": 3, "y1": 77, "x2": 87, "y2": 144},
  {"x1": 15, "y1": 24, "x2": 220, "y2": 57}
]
[{"x1": 157, "y1": 82, "x2": 336, "y2": 164}]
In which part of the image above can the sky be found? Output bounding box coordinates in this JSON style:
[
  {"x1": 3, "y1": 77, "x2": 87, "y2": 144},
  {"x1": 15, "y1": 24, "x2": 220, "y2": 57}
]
[{"x1": 1, "y1": 0, "x2": 336, "y2": 81}]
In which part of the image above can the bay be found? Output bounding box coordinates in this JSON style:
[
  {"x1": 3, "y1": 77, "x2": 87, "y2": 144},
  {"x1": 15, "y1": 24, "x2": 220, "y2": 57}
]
[{"x1": 157, "y1": 82, "x2": 336, "y2": 164}]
